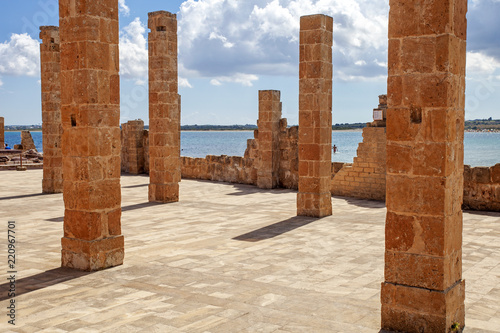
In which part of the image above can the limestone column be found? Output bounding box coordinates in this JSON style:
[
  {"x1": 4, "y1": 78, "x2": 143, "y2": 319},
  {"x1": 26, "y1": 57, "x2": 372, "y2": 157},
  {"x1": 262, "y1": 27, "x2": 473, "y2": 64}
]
[
  {"x1": 59, "y1": 0, "x2": 124, "y2": 271},
  {"x1": 122, "y1": 120, "x2": 145, "y2": 174},
  {"x1": 148, "y1": 11, "x2": 180, "y2": 203},
  {"x1": 40, "y1": 26, "x2": 63, "y2": 194},
  {"x1": 257, "y1": 90, "x2": 282, "y2": 189},
  {"x1": 0, "y1": 117, "x2": 4, "y2": 148},
  {"x1": 382, "y1": 1, "x2": 467, "y2": 331},
  {"x1": 297, "y1": 15, "x2": 333, "y2": 217}
]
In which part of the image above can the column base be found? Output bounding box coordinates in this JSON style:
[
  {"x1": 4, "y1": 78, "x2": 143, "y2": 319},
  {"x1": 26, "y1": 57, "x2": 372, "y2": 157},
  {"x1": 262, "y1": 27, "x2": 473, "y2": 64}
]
[
  {"x1": 61, "y1": 236, "x2": 124, "y2": 271},
  {"x1": 149, "y1": 183, "x2": 179, "y2": 203},
  {"x1": 297, "y1": 192, "x2": 332, "y2": 217},
  {"x1": 381, "y1": 280, "x2": 465, "y2": 333}
]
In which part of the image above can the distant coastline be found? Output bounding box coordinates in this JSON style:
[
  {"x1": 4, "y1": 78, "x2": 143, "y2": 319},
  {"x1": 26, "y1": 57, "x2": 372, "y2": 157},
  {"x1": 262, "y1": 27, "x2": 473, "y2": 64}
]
[{"x1": 4, "y1": 118, "x2": 500, "y2": 132}]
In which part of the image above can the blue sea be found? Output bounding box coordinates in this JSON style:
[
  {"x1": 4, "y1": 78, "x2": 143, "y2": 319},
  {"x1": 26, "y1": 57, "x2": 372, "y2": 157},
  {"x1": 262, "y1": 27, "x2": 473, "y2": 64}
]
[{"x1": 4, "y1": 130, "x2": 499, "y2": 167}]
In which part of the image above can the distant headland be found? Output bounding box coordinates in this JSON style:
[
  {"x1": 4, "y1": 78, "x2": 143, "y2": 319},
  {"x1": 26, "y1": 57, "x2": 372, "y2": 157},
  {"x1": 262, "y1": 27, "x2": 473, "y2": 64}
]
[{"x1": 5, "y1": 118, "x2": 500, "y2": 132}]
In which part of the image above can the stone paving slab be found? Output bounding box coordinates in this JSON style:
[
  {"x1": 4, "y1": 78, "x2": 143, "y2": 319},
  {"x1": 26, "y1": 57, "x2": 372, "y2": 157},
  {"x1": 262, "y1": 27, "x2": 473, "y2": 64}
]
[{"x1": 0, "y1": 169, "x2": 499, "y2": 332}]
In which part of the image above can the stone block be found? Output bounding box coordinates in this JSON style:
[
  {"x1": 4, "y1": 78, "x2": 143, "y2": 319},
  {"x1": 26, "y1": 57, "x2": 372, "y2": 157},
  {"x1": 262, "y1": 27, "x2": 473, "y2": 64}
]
[{"x1": 381, "y1": 280, "x2": 465, "y2": 333}]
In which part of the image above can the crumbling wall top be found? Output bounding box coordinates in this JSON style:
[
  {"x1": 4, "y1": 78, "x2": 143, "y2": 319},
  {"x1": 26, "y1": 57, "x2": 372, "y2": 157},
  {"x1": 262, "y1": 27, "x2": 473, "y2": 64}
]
[
  {"x1": 148, "y1": 11, "x2": 177, "y2": 32},
  {"x1": 39, "y1": 26, "x2": 59, "y2": 44}
]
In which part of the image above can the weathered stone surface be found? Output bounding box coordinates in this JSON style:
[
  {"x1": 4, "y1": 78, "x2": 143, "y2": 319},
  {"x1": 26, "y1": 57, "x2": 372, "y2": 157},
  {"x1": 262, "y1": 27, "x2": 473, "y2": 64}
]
[
  {"x1": 0, "y1": 117, "x2": 4, "y2": 148},
  {"x1": 297, "y1": 14, "x2": 333, "y2": 218},
  {"x1": 148, "y1": 11, "x2": 180, "y2": 203},
  {"x1": 257, "y1": 90, "x2": 282, "y2": 189},
  {"x1": 21, "y1": 131, "x2": 37, "y2": 151},
  {"x1": 463, "y1": 164, "x2": 500, "y2": 211},
  {"x1": 382, "y1": 0, "x2": 467, "y2": 331},
  {"x1": 59, "y1": 0, "x2": 123, "y2": 271},
  {"x1": 331, "y1": 96, "x2": 387, "y2": 201},
  {"x1": 121, "y1": 120, "x2": 145, "y2": 174},
  {"x1": 40, "y1": 26, "x2": 63, "y2": 194}
]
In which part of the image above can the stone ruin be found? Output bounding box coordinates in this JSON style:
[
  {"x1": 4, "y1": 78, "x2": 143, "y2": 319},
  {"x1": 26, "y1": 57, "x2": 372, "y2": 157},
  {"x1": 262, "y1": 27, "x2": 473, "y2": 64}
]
[
  {"x1": 21, "y1": 130, "x2": 37, "y2": 151},
  {"x1": 31, "y1": 0, "x2": 476, "y2": 330},
  {"x1": 59, "y1": 0, "x2": 124, "y2": 271},
  {"x1": 148, "y1": 11, "x2": 181, "y2": 203},
  {"x1": 381, "y1": 0, "x2": 467, "y2": 331},
  {"x1": 40, "y1": 26, "x2": 63, "y2": 193},
  {"x1": 0, "y1": 117, "x2": 4, "y2": 148}
]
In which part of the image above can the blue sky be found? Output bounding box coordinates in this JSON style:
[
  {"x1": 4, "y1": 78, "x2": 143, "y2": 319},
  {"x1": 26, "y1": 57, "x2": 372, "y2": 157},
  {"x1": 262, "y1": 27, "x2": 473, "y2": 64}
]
[{"x1": 1, "y1": 0, "x2": 500, "y2": 126}]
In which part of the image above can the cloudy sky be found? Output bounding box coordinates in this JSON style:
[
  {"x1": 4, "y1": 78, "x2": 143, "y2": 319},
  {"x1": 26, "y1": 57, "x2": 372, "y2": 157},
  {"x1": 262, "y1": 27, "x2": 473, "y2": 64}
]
[{"x1": 0, "y1": 0, "x2": 499, "y2": 125}]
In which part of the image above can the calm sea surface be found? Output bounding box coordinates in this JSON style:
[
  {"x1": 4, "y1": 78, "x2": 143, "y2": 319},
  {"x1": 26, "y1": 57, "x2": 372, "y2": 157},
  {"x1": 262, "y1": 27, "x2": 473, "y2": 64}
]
[{"x1": 4, "y1": 130, "x2": 499, "y2": 167}]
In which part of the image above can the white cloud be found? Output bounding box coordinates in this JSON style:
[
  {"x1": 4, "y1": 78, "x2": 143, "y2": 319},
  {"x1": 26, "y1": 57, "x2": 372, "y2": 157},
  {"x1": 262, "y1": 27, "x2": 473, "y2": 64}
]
[
  {"x1": 209, "y1": 32, "x2": 234, "y2": 48},
  {"x1": 118, "y1": 0, "x2": 130, "y2": 16},
  {"x1": 0, "y1": 33, "x2": 40, "y2": 77},
  {"x1": 119, "y1": 18, "x2": 148, "y2": 79},
  {"x1": 0, "y1": 78, "x2": 3, "y2": 87},
  {"x1": 210, "y1": 73, "x2": 259, "y2": 86},
  {"x1": 467, "y1": 51, "x2": 500, "y2": 76},
  {"x1": 179, "y1": 77, "x2": 193, "y2": 88},
  {"x1": 178, "y1": 0, "x2": 389, "y2": 82},
  {"x1": 210, "y1": 79, "x2": 222, "y2": 86}
]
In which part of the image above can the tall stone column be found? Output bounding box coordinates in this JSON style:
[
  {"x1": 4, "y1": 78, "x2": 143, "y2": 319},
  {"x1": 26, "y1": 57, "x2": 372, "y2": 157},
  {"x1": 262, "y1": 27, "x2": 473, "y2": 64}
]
[
  {"x1": 297, "y1": 14, "x2": 333, "y2": 218},
  {"x1": 148, "y1": 11, "x2": 180, "y2": 203},
  {"x1": 40, "y1": 26, "x2": 63, "y2": 194},
  {"x1": 382, "y1": 1, "x2": 467, "y2": 331},
  {"x1": 59, "y1": 0, "x2": 124, "y2": 271},
  {"x1": 0, "y1": 117, "x2": 4, "y2": 148},
  {"x1": 257, "y1": 90, "x2": 281, "y2": 189}
]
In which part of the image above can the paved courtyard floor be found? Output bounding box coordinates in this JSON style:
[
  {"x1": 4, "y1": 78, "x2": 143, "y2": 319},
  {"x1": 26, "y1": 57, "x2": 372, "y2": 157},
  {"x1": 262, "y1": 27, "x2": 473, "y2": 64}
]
[{"x1": 1, "y1": 169, "x2": 499, "y2": 332}]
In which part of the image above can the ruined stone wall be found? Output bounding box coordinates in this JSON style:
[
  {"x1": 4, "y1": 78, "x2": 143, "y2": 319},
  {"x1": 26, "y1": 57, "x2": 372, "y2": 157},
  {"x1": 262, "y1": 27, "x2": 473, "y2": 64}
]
[
  {"x1": 181, "y1": 129, "x2": 259, "y2": 184},
  {"x1": 464, "y1": 164, "x2": 500, "y2": 211},
  {"x1": 182, "y1": 155, "x2": 257, "y2": 185},
  {"x1": 0, "y1": 117, "x2": 4, "y2": 148},
  {"x1": 21, "y1": 131, "x2": 37, "y2": 151},
  {"x1": 331, "y1": 127, "x2": 386, "y2": 200}
]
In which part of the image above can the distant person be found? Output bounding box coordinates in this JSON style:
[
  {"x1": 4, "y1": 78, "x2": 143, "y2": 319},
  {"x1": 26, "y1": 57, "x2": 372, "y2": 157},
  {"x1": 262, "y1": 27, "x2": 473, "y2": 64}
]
[
  {"x1": 333, "y1": 145, "x2": 337, "y2": 153},
  {"x1": 5, "y1": 143, "x2": 11, "y2": 150}
]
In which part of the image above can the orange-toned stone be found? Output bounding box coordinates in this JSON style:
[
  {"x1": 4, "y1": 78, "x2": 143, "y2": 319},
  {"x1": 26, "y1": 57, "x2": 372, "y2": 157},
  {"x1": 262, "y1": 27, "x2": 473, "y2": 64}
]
[
  {"x1": 0, "y1": 117, "x2": 4, "y2": 148},
  {"x1": 297, "y1": 15, "x2": 333, "y2": 217},
  {"x1": 40, "y1": 26, "x2": 63, "y2": 194},
  {"x1": 59, "y1": 0, "x2": 123, "y2": 271},
  {"x1": 148, "y1": 11, "x2": 180, "y2": 203},
  {"x1": 383, "y1": 0, "x2": 467, "y2": 330}
]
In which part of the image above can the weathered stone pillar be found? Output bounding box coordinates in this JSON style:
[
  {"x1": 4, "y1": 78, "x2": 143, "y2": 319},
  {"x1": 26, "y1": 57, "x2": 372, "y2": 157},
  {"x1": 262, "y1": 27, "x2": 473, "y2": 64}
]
[
  {"x1": 0, "y1": 117, "x2": 4, "y2": 148},
  {"x1": 297, "y1": 15, "x2": 333, "y2": 218},
  {"x1": 148, "y1": 11, "x2": 180, "y2": 203},
  {"x1": 257, "y1": 90, "x2": 282, "y2": 189},
  {"x1": 382, "y1": 1, "x2": 467, "y2": 331},
  {"x1": 121, "y1": 120, "x2": 145, "y2": 174},
  {"x1": 40, "y1": 26, "x2": 63, "y2": 194},
  {"x1": 59, "y1": 0, "x2": 124, "y2": 271}
]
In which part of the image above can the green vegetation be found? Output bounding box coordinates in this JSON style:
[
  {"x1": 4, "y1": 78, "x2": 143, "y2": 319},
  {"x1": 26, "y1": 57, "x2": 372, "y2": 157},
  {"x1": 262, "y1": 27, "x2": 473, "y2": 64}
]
[
  {"x1": 5, "y1": 125, "x2": 41, "y2": 131},
  {"x1": 6, "y1": 119, "x2": 500, "y2": 132},
  {"x1": 179, "y1": 124, "x2": 257, "y2": 131},
  {"x1": 332, "y1": 122, "x2": 366, "y2": 130},
  {"x1": 465, "y1": 118, "x2": 500, "y2": 131}
]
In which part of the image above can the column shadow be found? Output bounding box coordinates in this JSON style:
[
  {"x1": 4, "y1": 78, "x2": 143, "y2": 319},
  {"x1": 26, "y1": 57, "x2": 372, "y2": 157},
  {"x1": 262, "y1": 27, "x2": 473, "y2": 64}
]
[
  {"x1": 0, "y1": 267, "x2": 92, "y2": 301},
  {"x1": 232, "y1": 216, "x2": 319, "y2": 242},
  {"x1": 0, "y1": 192, "x2": 58, "y2": 201}
]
